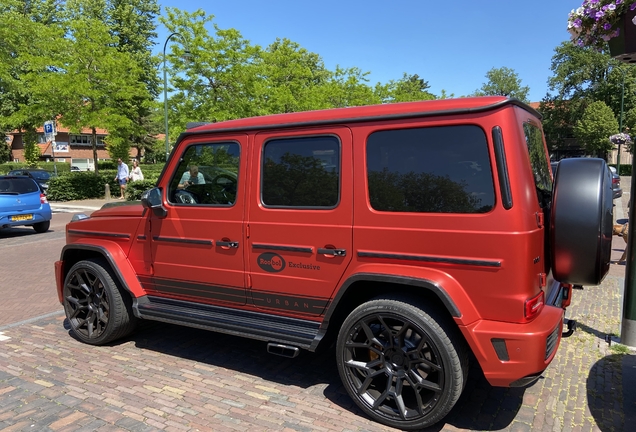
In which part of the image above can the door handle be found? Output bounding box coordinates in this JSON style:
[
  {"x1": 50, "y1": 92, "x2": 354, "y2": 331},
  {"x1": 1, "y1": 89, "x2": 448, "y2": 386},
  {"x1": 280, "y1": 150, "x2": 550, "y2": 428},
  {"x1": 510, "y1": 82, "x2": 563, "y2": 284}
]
[
  {"x1": 318, "y1": 248, "x2": 347, "y2": 257},
  {"x1": 217, "y1": 241, "x2": 239, "y2": 248}
]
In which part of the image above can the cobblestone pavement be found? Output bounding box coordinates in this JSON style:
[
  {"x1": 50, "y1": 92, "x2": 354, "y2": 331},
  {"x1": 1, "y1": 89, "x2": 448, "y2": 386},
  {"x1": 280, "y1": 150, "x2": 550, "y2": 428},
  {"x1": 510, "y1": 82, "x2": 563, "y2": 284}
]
[{"x1": 0, "y1": 189, "x2": 634, "y2": 431}]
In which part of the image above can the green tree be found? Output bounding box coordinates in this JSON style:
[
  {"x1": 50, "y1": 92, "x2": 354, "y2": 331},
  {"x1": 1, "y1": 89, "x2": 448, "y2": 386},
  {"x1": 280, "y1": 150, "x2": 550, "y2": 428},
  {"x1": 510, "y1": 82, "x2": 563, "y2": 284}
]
[
  {"x1": 375, "y1": 73, "x2": 436, "y2": 103},
  {"x1": 573, "y1": 101, "x2": 618, "y2": 158},
  {"x1": 0, "y1": 1, "x2": 66, "y2": 156},
  {"x1": 474, "y1": 67, "x2": 530, "y2": 102},
  {"x1": 0, "y1": 136, "x2": 12, "y2": 163},
  {"x1": 108, "y1": 0, "x2": 161, "y2": 160},
  {"x1": 159, "y1": 8, "x2": 261, "y2": 140},
  {"x1": 39, "y1": 3, "x2": 146, "y2": 174}
]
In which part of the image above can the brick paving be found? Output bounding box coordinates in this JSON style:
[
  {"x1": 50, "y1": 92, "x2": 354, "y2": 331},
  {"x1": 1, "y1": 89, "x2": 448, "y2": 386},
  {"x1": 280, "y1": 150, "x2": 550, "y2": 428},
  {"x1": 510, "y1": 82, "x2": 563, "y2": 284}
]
[{"x1": 0, "y1": 191, "x2": 634, "y2": 431}]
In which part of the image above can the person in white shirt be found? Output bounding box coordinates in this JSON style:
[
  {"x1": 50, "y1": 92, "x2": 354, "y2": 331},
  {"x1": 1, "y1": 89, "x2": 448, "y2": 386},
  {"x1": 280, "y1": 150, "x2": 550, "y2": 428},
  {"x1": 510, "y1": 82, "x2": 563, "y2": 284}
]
[{"x1": 129, "y1": 159, "x2": 144, "y2": 182}]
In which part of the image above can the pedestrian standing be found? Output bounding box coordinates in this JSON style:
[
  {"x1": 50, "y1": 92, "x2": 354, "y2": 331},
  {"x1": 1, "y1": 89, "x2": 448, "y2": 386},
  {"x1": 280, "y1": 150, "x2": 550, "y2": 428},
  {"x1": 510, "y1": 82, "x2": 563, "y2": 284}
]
[
  {"x1": 129, "y1": 159, "x2": 144, "y2": 182},
  {"x1": 114, "y1": 158, "x2": 129, "y2": 199}
]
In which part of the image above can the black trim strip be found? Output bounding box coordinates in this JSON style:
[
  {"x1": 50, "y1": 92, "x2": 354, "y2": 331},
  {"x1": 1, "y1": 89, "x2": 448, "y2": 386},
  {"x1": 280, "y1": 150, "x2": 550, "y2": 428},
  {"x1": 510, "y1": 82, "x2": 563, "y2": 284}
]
[
  {"x1": 492, "y1": 126, "x2": 513, "y2": 210},
  {"x1": 68, "y1": 230, "x2": 130, "y2": 239},
  {"x1": 137, "y1": 235, "x2": 147, "y2": 240},
  {"x1": 152, "y1": 236, "x2": 213, "y2": 246},
  {"x1": 176, "y1": 99, "x2": 540, "y2": 143},
  {"x1": 134, "y1": 296, "x2": 320, "y2": 348},
  {"x1": 252, "y1": 243, "x2": 313, "y2": 253},
  {"x1": 137, "y1": 275, "x2": 245, "y2": 304},
  {"x1": 357, "y1": 251, "x2": 501, "y2": 268}
]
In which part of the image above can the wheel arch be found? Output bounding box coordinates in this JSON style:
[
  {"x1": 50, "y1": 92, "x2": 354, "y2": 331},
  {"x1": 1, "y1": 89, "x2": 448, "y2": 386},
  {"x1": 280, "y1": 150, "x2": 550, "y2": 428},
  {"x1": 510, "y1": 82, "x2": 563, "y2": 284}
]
[
  {"x1": 58, "y1": 242, "x2": 145, "y2": 303},
  {"x1": 311, "y1": 272, "x2": 474, "y2": 351}
]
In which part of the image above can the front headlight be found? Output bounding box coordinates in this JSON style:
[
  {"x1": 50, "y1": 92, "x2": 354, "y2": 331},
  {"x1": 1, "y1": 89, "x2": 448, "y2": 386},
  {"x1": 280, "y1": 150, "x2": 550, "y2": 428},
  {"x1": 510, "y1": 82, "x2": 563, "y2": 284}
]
[{"x1": 70, "y1": 214, "x2": 90, "y2": 222}]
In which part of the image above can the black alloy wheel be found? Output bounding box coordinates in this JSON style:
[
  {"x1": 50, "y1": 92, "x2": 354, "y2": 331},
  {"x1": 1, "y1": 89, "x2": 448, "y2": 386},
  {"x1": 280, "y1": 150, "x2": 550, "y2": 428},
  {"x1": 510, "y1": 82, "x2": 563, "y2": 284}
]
[
  {"x1": 336, "y1": 298, "x2": 466, "y2": 430},
  {"x1": 63, "y1": 259, "x2": 137, "y2": 345}
]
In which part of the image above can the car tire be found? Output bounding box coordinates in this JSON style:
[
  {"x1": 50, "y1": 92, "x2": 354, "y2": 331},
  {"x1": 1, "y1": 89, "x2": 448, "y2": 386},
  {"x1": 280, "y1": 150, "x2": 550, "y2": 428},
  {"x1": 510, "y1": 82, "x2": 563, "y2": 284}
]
[
  {"x1": 550, "y1": 158, "x2": 613, "y2": 285},
  {"x1": 63, "y1": 258, "x2": 138, "y2": 345},
  {"x1": 336, "y1": 296, "x2": 467, "y2": 430},
  {"x1": 32, "y1": 220, "x2": 50, "y2": 233}
]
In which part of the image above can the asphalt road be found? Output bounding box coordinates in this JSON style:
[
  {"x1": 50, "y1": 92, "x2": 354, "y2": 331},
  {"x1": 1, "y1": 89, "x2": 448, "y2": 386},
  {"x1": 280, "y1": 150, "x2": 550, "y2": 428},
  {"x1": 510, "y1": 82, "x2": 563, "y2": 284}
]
[{"x1": 0, "y1": 212, "x2": 74, "y2": 327}]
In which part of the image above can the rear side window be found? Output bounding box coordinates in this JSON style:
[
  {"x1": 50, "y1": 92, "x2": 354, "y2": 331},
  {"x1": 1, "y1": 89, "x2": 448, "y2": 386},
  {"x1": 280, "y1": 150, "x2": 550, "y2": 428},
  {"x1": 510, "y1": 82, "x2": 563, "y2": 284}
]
[
  {"x1": 262, "y1": 136, "x2": 340, "y2": 208},
  {"x1": 366, "y1": 125, "x2": 495, "y2": 213},
  {"x1": 523, "y1": 122, "x2": 552, "y2": 203},
  {"x1": 0, "y1": 178, "x2": 40, "y2": 194}
]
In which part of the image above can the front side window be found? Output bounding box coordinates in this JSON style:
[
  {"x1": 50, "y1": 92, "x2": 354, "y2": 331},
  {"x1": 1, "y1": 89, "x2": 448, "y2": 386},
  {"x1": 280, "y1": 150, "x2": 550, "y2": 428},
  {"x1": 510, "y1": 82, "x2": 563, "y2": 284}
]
[
  {"x1": 367, "y1": 125, "x2": 495, "y2": 213},
  {"x1": 168, "y1": 142, "x2": 240, "y2": 206},
  {"x1": 262, "y1": 136, "x2": 340, "y2": 208}
]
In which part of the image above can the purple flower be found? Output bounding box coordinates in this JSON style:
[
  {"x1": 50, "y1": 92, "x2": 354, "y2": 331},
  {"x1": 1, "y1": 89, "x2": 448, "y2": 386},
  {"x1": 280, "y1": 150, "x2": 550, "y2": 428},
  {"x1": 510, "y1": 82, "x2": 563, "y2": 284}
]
[
  {"x1": 604, "y1": 22, "x2": 613, "y2": 30},
  {"x1": 631, "y1": 2, "x2": 636, "y2": 11},
  {"x1": 617, "y1": 1, "x2": 624, "y2": 6},
  {"x1": 574, "y1": 18, "x2": 583, "y2": 27}
]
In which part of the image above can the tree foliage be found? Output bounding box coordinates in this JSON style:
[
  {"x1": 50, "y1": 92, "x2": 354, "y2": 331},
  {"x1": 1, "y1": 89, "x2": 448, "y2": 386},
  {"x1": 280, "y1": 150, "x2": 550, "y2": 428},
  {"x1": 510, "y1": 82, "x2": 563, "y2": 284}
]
[
  {"x1": 573, "y1": 101, "x2": 618, "y2": 157},
  {"x1": 474, "y1": 67, "x2": 530, "y2": 102}
]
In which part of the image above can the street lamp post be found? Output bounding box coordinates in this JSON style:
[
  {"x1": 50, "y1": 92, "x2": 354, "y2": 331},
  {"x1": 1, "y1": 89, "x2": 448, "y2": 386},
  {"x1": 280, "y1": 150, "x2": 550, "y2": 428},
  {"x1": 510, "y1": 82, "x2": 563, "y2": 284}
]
[
  {"x1": 163, "y1": 32, "x2": 190, "y2": 161},
  {"x1": 617, "y1": 66, "x2": 627, "y2": 174}
]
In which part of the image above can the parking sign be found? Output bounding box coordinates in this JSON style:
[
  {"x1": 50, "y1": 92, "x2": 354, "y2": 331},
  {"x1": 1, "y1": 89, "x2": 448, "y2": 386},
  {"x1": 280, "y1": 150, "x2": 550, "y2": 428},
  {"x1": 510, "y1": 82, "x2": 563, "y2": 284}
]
[{"x1": 44, "y1": 121, "x2": 56, "y2": 142}]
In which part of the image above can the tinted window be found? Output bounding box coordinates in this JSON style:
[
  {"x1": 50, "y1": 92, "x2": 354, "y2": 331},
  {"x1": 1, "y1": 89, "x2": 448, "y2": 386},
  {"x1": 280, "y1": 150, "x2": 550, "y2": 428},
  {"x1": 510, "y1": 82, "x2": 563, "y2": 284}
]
[
  {"x1": 523, "y1": 123, "x2": 552, "y2": 204},
  {"x1": 30, "y1": 171, "x2": 51, "y2": 181},
  {"x1": 168, "y1": 142, "x2": 240, "y2": 206},
  {"x1": 0, "y1": 178, "x2": 40, "y2": 194},
  {"x1": 367, "y1": 125, "x2": 495, "y2": 213},
  {"x1": 262, "y1": 136, "x2": 340, "y2": 208}
]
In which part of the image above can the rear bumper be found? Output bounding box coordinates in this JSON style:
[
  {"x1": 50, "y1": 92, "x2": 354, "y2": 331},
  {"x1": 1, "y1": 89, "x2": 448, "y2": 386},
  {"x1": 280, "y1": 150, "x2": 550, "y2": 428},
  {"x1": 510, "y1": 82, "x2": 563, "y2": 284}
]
[
  {"x1": 0, "y1": 205, "x2": 52, "y2": 228},
  {"x1": 461, "y1": 303, "x2": 564, "y2": 387}
]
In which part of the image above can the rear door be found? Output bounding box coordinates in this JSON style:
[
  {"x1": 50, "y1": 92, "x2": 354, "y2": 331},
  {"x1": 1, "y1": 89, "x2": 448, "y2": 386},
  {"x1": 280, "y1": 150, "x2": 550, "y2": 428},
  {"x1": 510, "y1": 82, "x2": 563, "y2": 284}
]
[{"x1": 246, "y1": 128, "x2": 353, "y2": 317}]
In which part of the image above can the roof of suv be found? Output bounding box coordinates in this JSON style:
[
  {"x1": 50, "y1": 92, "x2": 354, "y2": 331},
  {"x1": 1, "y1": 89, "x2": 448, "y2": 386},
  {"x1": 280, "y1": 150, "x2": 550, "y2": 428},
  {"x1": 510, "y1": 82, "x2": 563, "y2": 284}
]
[{"x1": 183, "y1": 97, "x2": 539, "y2": 137}]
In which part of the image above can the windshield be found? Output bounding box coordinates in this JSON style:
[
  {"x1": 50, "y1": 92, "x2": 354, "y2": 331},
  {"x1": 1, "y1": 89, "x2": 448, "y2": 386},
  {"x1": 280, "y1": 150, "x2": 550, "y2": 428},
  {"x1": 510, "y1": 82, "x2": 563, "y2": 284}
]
[
  {"x1": 523, "y1": 122, "x2": 552, "y2": 205},
  {"x1": 30, "y1": 171, "x2": 50, "y2": 180}
]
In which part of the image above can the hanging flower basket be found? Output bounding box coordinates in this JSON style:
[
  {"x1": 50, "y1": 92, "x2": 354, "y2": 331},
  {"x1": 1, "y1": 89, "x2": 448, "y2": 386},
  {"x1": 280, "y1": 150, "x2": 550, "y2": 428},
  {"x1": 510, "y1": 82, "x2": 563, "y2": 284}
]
[
  {"x1": 608, "y1": 5, "x2": 636, "y2": 62},
  {"x1": 568, "y1": 2, "x2": 636, "y2": 62},
  {"x1": 610, "y1": 132, "x2": 633, "y2": 145}
]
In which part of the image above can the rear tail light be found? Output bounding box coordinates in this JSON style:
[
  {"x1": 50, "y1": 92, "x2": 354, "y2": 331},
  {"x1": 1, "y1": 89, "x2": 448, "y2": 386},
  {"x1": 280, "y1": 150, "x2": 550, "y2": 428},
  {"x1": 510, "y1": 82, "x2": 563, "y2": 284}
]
[
  {"x1": 40, "y1": 193, "x2": 48, "y2": 204},
  {"x1": 613, "y1": 177, "x2": 620, "y2": 185},
  {"x1": 524, "y1": 291, "x2": 545, "y2": 321}
]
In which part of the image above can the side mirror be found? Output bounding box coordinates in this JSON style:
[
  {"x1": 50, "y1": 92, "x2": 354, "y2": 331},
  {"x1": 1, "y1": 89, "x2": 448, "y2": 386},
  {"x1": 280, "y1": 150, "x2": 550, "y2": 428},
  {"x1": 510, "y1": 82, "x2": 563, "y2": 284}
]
[{"x1": 141, "y1": 187, "x2": 167, "y2": 218}]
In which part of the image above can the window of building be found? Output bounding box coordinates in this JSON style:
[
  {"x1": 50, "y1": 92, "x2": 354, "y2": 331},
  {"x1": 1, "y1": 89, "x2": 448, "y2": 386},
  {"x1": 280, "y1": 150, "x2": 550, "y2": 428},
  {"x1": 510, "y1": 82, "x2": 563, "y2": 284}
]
[
  {"x1": 366, "y1": 125, "x2": 495, "y2": 214},
  {"x1": 69, "y1": 135, "x2": 106, "y2": 146},
  {"x1": 262, "y1": 136, "x2": 340, "y2": 208}
]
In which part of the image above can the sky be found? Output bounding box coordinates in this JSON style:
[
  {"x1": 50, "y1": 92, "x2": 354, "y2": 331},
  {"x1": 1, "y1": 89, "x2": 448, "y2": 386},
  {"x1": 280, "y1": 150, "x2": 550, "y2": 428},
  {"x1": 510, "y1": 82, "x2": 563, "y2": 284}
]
[{"x1": 155, "y1": 0, "x2": 578, "y2": 103}]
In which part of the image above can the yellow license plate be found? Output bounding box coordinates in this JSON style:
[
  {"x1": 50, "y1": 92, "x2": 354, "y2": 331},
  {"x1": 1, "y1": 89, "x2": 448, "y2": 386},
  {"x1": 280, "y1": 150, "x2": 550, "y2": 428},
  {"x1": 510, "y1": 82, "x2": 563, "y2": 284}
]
[{"x1": 11, "y1": 214, "x2": 33, "y2": 222}]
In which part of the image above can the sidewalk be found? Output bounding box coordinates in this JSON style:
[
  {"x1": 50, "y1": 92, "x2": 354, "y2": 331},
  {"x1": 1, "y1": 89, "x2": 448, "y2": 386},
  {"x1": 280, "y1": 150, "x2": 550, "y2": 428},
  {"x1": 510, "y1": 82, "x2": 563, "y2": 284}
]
[{"x1": 49, "y1": 197, "x2": 125, "y2": 213}]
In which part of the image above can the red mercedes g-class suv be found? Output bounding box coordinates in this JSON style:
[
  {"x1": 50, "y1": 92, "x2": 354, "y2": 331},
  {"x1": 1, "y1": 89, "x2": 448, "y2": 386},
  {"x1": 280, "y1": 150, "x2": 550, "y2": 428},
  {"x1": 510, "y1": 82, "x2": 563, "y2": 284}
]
[{"x1": 55, "y1": 97, "x2": 612, "y2": 430}]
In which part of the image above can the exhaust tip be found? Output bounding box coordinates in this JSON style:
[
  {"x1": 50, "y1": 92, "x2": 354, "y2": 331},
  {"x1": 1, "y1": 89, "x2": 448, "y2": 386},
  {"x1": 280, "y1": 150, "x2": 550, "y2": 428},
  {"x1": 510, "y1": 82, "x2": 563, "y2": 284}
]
[{"x1": 267, "y1": 343, "x2": 300, "y2": 358}]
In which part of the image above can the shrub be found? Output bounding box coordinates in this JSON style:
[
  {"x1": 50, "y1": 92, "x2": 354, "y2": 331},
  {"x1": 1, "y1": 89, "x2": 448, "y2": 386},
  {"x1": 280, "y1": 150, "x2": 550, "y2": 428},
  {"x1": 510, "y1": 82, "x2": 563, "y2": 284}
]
[
  {"x1": 46, "y1": 171, "x2": 119, "y2": 201},
  {"x1": 125, "y1": 180, "x2": 156, "y2": 201}
]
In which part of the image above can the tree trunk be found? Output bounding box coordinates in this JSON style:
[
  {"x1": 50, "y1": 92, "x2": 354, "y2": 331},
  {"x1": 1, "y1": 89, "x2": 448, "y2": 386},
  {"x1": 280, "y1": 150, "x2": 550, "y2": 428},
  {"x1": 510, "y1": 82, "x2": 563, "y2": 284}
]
[{"x1": 92, "y1": 127, "x2": 99, "y2": 175}]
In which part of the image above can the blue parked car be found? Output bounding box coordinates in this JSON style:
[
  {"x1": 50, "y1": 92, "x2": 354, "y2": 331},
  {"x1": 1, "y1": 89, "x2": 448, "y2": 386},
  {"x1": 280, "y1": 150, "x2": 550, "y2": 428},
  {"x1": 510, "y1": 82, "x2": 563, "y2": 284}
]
[{"x1": 0, "y1": 175, "x2": 52, "y2": 233}]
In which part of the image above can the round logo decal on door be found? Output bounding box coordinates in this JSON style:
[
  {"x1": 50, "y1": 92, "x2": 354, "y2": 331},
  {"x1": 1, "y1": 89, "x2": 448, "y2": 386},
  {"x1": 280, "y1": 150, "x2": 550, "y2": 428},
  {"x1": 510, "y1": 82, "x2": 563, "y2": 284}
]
[{"x1": 257, "y1": 253, "x2": 286, "y2": 272}]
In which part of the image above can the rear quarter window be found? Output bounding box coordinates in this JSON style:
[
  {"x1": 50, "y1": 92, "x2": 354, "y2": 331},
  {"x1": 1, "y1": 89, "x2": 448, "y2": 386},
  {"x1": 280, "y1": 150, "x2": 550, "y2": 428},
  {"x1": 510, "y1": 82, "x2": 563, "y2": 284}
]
[
  {"x1": 366, "y1": 125, "x2": 495, "y2": 213},
  {"x1": 0, "y1": 178, "x2": 40, "y2": 194}
]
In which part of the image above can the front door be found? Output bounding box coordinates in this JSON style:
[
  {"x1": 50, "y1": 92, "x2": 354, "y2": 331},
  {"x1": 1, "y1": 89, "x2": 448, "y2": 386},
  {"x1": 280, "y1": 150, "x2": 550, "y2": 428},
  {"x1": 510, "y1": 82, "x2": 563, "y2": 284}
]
[
  {"x1": 146, "y1": 136, "x2": 247, "y2": 306},
  {"x1": 247, "y1": 128, "x2": 353, "y2": 317}
]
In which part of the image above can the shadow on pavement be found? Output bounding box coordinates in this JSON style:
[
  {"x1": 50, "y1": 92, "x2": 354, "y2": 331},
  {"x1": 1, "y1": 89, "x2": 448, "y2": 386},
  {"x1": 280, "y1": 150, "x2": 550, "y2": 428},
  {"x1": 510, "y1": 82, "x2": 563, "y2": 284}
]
[
  {"x1": 586, "y1": 354, "x2": 627, "y2": 432},
  {"x1": 63, "y1": 318, "x2": 524, "y2": 431}
]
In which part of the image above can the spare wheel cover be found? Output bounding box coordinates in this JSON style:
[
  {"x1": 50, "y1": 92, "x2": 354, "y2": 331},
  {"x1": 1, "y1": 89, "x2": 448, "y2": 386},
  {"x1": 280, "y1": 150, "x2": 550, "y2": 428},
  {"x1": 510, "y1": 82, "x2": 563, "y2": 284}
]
[{"x1": 550, "y1": 158, "x2": 613, "y2": 285}]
